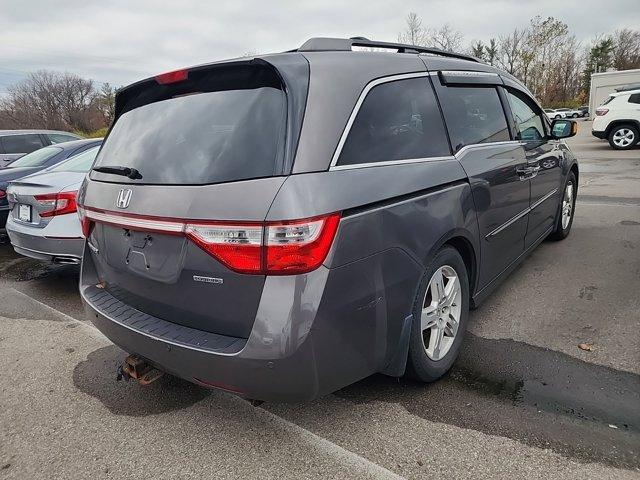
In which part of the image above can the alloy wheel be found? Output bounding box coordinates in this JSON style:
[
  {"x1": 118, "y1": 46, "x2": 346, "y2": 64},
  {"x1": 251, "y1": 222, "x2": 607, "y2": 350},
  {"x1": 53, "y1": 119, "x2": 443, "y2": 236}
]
[
  {"x1": 612, "y1": 128, "x2": 635, "y2": 148},
  {"x1": 562, "y1": 181, "x2": 574, "y2": 230},
  {"x1": 420, "y1": 265, "x2": 462, "y2": 361}
]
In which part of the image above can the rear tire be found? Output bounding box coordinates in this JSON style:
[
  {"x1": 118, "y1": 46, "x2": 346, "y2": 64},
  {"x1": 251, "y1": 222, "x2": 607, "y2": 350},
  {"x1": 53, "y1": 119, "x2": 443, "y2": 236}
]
[
  {"x1": 549, "y1": 171, "x2": 576, "y2": 241},
  {"x1": 407, "y1": 246, "x2": 469, "y2": 382},
  {"x1": 608, "y1": 124, "x2": 639, "y2": 150},
  {"x1": 572, "y1": 113, "x2": 579, "y2": 118}
]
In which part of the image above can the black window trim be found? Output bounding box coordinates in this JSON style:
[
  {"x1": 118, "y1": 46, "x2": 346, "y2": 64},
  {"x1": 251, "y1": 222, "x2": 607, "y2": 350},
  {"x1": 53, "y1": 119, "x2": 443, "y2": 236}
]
[
  {"x1": 432, "y1": 76, "x2": 515, "y2": 153},
  {"x1": 502, "y1": 86, "x2": 550, "y2": 142},
  {"x1": 329, "y1": 72, "x2": 455, "y2": 171}
]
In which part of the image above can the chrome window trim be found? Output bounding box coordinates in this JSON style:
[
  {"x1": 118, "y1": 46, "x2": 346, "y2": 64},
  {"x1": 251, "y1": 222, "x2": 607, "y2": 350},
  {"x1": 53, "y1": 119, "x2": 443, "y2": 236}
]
[
  {"x1": 331, "y1": 155, "x2": 455, "y2": 171},
  {"x1": 454, "y1": 141, "x2": 522, "y2": 158}
]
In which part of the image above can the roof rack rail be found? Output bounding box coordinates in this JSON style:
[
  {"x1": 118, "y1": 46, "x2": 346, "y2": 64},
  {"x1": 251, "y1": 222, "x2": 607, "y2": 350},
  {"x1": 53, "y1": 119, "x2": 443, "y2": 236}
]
[
  {"x1": 615, "y1": 83, "x2": 640, "y2": 93},
  {"x1": 297, "y1": 37, "x2": 480, "y2": 63}
]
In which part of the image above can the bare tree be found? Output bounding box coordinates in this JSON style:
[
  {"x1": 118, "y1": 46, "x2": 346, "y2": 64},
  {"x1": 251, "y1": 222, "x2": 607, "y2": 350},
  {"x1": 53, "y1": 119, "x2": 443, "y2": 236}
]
[
  {"x1": 0, "y1": 70, "x2": 99, "y2": 132},
  {"x1": 496, "y1": 28, "x2": 526, "y2": 75},
  {"x1": 612, "y1": 29, "x2": 640, "y2": 70},
  {"x1": 425, "y1": 24, "x2": 465, "y2": 52},
  {"x1": 398, "y1": 12, "x2": 427, "y2": 46}
]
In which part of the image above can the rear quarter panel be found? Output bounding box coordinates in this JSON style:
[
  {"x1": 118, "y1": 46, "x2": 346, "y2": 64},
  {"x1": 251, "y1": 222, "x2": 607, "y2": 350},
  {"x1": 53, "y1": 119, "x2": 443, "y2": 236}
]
[{"x1": 267, "y1": 160, "x2": 479, "y2": 384}]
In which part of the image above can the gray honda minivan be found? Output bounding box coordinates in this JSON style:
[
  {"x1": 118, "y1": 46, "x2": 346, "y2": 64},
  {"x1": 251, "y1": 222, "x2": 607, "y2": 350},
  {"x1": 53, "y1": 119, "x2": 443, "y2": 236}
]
[{"x1": 79, "y1": 37, "x2": 578, "y2": 402}]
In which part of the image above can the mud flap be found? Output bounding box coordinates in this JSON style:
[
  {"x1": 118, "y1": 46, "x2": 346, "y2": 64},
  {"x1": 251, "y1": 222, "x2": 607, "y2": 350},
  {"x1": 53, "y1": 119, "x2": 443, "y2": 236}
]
[{"x1": 380, "y1": 314, "x2": 413, "y2": 377}]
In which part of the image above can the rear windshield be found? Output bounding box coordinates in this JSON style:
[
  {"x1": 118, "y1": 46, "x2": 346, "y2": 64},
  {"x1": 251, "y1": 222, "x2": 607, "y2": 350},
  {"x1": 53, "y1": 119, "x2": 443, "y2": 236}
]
[
  {"x1": 50, "y1": 145, "x2": 100, "y2": 173},
  {"x1": 93, "y1": 87, "x2": 286, "y2": 185},
  {"x1": 8, "y1": 146, "x2": 62, "y2": 168}
]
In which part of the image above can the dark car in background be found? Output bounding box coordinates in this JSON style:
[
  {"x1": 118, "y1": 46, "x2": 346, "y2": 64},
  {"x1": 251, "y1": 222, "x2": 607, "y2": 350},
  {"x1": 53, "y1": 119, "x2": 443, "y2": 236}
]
[
  {"x1": 0, "y1": 138, "x2": 101, "y2": 232},
  {"x1": 79, "y1": 37, "x2": 579, "y2": 402},
  {"x1": 0, "y1": 130, "x2": 82, "y2": 167},
  {"x1": 578, "y1": 105, "x2": 589, "y2": 117}
]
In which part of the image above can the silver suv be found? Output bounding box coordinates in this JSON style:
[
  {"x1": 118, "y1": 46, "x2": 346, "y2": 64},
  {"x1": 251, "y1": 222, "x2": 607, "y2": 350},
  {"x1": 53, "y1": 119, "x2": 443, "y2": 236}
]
[{"x1": 78, "y1": 37, "x2": 579, "y2": 402}]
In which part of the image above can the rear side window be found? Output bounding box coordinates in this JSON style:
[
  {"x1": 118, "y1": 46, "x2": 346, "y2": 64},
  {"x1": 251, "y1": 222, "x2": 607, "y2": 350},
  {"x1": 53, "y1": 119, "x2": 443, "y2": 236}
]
[
  {"x1": 94, "y1": 86, "x2": 286, "y2": 185},
  {"x1": 337, "y1": 77, "x2": 450, "y2": 166},
  {"x1": 505, "y1": 89, "x2": 546, "y2": 142},
  {"x1": 48, "y1": 133, "x2": 79, "y2": 144},
  {"x1": 628, "y1": 93, "x2": 640, "y2": 104},
  {"x1": 1, "y1": 134, "x2": 45, "y2": 154},
  {"x1": 437, "y1": 87, "x2": 510, "y2": 152},
  {"x1": 7, "y1": 146, "x2": 62, "y2": 167}
]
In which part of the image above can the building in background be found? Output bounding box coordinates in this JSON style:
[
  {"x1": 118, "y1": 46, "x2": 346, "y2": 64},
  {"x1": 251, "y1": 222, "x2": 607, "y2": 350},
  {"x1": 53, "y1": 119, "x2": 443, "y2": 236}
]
[{"x1": 589, "y1": 69, "x2": 640, "y2": 114}]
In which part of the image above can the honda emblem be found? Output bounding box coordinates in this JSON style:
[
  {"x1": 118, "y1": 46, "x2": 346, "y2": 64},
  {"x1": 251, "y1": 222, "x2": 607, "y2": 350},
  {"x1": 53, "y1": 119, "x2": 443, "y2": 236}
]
[{"x1": 116, "y1": 189, "x2": 132, "y2": 209}]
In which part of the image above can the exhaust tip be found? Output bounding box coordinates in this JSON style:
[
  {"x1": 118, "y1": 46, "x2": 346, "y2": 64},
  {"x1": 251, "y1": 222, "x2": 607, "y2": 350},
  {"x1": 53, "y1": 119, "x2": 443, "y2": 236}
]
[{"x1": 52, "y1": 256, "x2": 81, "y2": 265}]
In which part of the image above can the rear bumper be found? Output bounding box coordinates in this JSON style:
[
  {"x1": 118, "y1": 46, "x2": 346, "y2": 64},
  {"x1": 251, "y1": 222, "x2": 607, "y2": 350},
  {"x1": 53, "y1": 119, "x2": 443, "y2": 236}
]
[
  {"x1": 80, "y1": 241, "x2": 422, "y2": 402},
  {"x1": 6, "y1": 216, "x2": 84, "y2": 262},
  {"x1": 591, "y1": 130, "x2": 607, "y2": 139},
  {"x1": 83, "y1": 289, "x2": 321, "y2": 401}
]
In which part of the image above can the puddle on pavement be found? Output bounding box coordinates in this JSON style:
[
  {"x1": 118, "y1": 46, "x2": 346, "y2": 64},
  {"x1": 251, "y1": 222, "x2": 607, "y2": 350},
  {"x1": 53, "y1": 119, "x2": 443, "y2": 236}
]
[
  {"x1": 73, "y1": 346, "x2": 210, "y2": 416},
  {"x1": 335, "y1": 333, "x2": 640, "y2": 469}
]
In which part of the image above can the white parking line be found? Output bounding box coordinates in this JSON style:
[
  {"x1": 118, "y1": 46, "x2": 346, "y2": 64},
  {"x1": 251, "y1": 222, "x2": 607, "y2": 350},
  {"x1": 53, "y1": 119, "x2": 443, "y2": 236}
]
[
  {"x1": 7, "y1": 286, "x2": 406, "y2": 479},
  {"x1": 227, "y1": 394, "x2": 407, "y2": 480},
  {"x1": 9, "y1": 287, "x2": 107, "y2": 340}
]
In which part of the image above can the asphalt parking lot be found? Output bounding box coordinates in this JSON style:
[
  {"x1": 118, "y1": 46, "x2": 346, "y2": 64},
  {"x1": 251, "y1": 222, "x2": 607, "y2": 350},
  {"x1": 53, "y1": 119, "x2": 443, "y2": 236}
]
[{"x1": 0, "y1": 121, "x2": 638, "y2": 479}]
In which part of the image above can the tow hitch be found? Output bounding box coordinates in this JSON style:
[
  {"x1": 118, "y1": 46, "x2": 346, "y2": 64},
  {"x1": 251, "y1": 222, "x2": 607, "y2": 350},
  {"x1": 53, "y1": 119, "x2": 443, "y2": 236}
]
[{"x1": 117, "y1": 354, "x2": 164, "y2": 386}]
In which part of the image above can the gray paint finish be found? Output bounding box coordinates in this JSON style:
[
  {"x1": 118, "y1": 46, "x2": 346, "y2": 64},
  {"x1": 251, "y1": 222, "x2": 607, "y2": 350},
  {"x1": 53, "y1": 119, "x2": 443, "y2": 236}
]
[{"x1": 79, "y1": 44, "x2": 579, "y2": 402}]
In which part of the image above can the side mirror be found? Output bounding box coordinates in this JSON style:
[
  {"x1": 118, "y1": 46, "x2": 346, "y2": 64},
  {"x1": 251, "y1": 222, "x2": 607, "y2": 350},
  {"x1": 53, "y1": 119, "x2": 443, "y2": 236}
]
[{"x1": 551, "y1": 119, "x2": 577, "y2": 139}]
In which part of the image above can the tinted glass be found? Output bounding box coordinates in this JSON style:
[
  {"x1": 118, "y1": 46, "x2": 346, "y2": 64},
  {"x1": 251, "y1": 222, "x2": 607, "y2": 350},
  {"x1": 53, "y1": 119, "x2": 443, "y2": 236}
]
[
  {"x1": 48, "y1": 133, "x2": 79, "y2": 144},
  {"x1": 506, "y1": 90, "x2": 546, "y2": 142},
  {"x1": 1, "y1": 134, "x2": 44, "y2": 154},
  {"x1": 50, "y1": 146, "x2": 100, "y2": 173},
  {"x1": 337, "y1": 77, "x2": 450, "y2": 166},
  {"x1": 8, "y1": 146, "x2": 62, "y2": 167},
  {"x1": 628, "y1": 93, "x2": 640, "y2": 104},
  {"x1": 438, "y1": 87, "x2": 510, "y2": 151},
  {"x1": 93, "y1": 87, "x2": 286, "y2": 185}
]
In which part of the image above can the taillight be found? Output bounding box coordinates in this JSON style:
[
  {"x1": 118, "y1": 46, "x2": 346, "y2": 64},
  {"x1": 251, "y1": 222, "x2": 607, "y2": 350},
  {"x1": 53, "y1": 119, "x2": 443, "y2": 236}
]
[
  {"x1": 265, "y1": 215, "x2": 341, "y2": 274},
  {"x1": 155, "y1": 68, "x2": 189, "y2": 85},
  {"x1": 595, "y1": 108, "x2": 609, "y2": 116},
  {"x1": 35, "y1": 191, "x2": 78, "y2": 218},
  {"x1": 185, "y1": 223, "x2": 263, "y2": 274},
  {"x1": 80, "y1": 208, "x2": 341, "y2": 275},
  {"x1": 186, "y1": 214, "x2": 341, "y2": 275},
  {"x1": 77, "y1": 206, "x2": 95, "y2": 238},
  {"x1": 0, "y1": 190, "x2": 6, "y2": 199}
]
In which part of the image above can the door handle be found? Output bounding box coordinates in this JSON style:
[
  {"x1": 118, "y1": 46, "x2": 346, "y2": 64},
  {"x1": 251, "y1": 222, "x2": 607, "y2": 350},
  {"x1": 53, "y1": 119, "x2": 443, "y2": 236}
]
[{"x1": 516, "y1": 165, "x2": 540, "y2": 180}]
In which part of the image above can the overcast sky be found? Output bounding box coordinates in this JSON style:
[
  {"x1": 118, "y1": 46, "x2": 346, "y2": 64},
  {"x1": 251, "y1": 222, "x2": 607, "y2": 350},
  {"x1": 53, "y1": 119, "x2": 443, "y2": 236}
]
[{"x1": 1, "y1": 0, "x2": 639, "y2": 93}]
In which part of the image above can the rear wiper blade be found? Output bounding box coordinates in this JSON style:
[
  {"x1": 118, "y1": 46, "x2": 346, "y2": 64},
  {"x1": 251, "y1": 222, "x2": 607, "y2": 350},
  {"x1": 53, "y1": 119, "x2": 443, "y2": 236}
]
[{"x1": 92, "y1": 165, "x2": 142, "y2": 180}]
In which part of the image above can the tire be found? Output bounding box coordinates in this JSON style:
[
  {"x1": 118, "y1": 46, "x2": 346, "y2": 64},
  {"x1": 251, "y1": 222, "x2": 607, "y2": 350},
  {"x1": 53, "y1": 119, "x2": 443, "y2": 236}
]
[
  {"x1": 407, "y1": 246, "x2": 469, "y2": 382},
  {"x1": 549, "y1": 171, "x2": 577, "y2": 241},
  {"x1": 608, "y1": 124, "x2": 639, "y2": 150},
  {"x1": 572, "y1": 113, "x2": 579, "y2": 118},
  {"x1": 555, "y1": 115, "x2": 561, "y2": 119}
]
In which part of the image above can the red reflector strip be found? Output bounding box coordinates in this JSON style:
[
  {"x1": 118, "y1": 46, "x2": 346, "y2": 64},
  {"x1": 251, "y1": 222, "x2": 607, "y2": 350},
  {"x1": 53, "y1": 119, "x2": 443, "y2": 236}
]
[{"x1": 155, "y1": 68, "x2": 189, "y2": 85}]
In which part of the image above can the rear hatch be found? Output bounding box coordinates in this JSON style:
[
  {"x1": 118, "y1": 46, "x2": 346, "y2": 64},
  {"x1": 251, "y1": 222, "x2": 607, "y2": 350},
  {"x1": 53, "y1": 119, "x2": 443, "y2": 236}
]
[{"x1": 80, "y1": 58, "x2": 307, "y2": 339}]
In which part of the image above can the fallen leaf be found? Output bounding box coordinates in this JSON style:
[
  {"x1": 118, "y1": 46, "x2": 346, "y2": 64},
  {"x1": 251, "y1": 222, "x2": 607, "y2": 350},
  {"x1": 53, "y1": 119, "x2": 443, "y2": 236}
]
[{"x1": 578, "y1": 343, "x2": 593, "y2": 351}]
